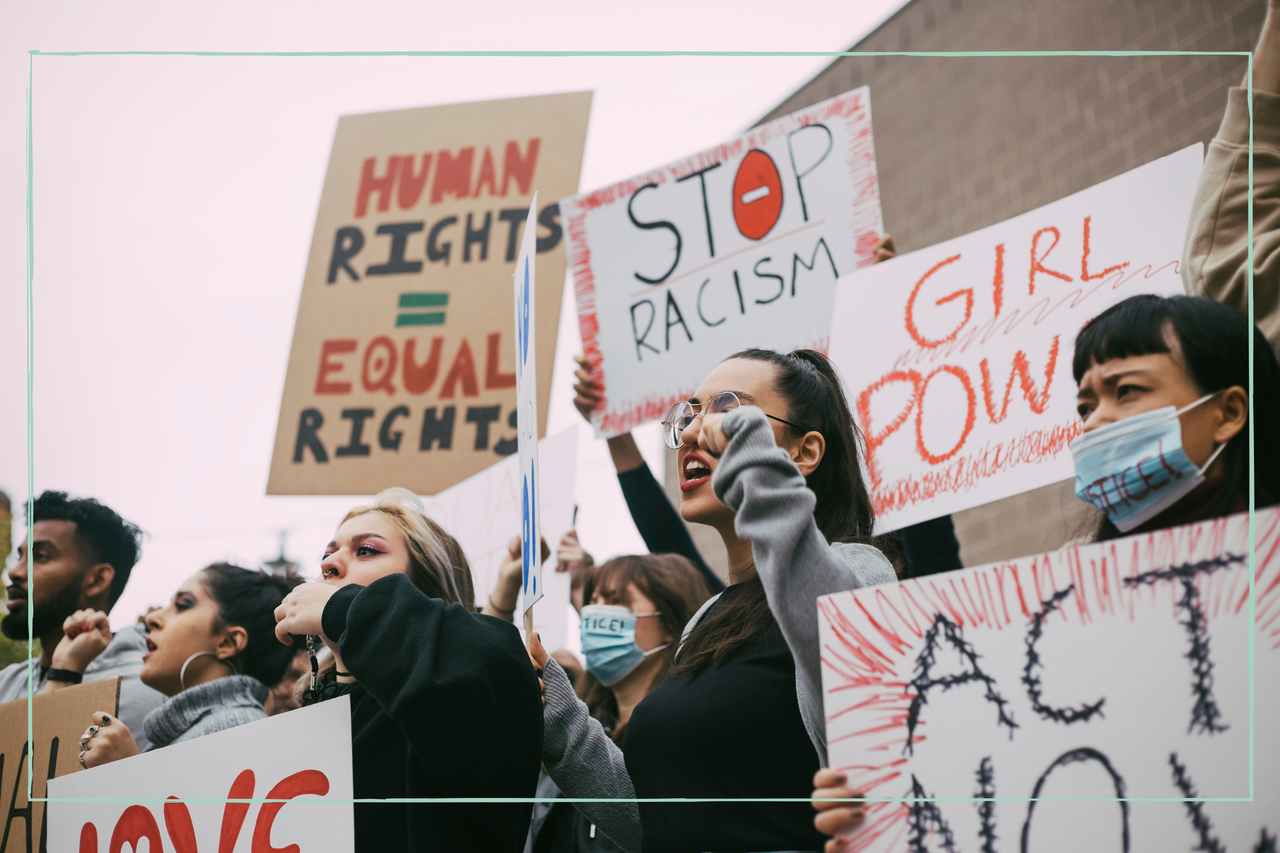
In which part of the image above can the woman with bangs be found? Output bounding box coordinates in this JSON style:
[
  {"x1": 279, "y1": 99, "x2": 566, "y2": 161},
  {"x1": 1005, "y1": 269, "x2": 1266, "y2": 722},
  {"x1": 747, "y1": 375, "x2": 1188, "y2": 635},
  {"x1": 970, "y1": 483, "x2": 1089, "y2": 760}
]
[{"x1": 273, "y1": 487, "x2": 543, "y2": 853}]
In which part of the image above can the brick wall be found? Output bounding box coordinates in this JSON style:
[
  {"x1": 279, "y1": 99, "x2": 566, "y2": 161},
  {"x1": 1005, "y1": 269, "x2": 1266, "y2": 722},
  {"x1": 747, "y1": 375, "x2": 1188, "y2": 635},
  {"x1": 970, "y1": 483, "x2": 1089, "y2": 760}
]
[{"x1": 665, "y1": 0, "x2": 1263, "y2": 575}]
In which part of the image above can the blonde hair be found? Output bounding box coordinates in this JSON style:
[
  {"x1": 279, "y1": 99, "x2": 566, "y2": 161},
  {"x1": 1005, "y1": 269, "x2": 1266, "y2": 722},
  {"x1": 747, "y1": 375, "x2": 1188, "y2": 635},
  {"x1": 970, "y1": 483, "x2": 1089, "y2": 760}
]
[{"x1": 300, "y1": 487, "x2": 475, "y2": 701}]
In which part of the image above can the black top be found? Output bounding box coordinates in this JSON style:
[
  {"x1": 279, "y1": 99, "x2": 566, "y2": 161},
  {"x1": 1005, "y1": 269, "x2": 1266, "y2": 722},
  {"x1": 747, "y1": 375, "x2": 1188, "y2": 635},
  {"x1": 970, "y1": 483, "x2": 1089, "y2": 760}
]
[
  {"x1": 617, "y1": 462, "x2": 725, "y2": 593},
  {"x1": 318, "y1": 573, "x2": 543, "y2": 853},
  {"x1": 898, "y1": 514, "x2": 963, "y2": 577},
  {"x1": 621, "y1": 583, "x2": 826, "y2": 853}
]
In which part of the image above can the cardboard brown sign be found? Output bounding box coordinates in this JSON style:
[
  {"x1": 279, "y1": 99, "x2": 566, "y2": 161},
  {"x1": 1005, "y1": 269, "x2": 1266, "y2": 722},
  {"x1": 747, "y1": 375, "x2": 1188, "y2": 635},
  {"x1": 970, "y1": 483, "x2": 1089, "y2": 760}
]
[
  {"x1": 268, "y1": 91, "x2": 592, "y2": 495},
  {"x1": 0, "y1": 677, "x2": 120, "y2": 853}
]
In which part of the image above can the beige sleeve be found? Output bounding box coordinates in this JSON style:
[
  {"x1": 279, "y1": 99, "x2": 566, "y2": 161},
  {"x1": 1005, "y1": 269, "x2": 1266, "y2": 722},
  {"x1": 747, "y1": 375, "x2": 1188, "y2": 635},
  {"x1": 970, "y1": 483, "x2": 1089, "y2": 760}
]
[{"x1": 1182, "y1": 88, "x2": 1280, "y2": 361}]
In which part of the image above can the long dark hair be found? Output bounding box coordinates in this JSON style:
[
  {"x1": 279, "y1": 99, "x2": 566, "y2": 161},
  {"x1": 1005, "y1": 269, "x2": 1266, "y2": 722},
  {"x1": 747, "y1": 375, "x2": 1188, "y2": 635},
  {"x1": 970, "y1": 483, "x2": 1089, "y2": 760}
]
[
  {"x1": 672, "y1": 348, "x2": 897, "y2": 677},
  {"x1": 201, "y1": 563, "x2": 305, "y2": 687},
  {"x1": 1072, "y1": 294, "x2": 1280, "y2": 540},
  {"x1": 577, "y1": 554, "x2": 712, "y2": 743}
]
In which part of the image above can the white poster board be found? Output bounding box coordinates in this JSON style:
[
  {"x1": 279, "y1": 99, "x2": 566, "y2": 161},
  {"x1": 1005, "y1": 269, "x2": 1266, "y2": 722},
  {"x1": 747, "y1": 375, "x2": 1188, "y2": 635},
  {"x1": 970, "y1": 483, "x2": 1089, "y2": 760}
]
[
  {"x1": 819, "y1": 508, "x2": 1279, "y2": 852},
  {"x1": 564, "y1": 87, "x2": 882, "y2": 437},
  {"x1": 829, "y1": 145, "x2": 1201, "y2": 532},
  {"x1": 420, "y1": 427, "x2": 577, "y2": 652},
  {"x1": 515, "y1": 195, "x2": 543, "y2": 614},
  {"x1": 48, "y1": 696, "x2": 354, "y2": 853}
]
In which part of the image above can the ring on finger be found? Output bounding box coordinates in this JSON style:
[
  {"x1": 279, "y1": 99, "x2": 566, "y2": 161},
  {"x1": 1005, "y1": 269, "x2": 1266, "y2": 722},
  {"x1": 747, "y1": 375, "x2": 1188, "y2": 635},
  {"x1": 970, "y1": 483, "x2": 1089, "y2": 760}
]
[
  {"x1": 80, "y1": 725, "x2": 99, "y2": 751},
  {"x1": 78, "y1": 750, "x2": 88, "y2": 769}
]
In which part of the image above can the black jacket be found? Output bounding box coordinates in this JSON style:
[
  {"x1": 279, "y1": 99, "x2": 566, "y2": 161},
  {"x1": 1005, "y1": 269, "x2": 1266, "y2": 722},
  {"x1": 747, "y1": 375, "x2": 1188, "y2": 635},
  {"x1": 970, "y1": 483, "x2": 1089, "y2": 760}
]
[{"x1": 318, "y1": 573, "x2": 543, "y2": 853}]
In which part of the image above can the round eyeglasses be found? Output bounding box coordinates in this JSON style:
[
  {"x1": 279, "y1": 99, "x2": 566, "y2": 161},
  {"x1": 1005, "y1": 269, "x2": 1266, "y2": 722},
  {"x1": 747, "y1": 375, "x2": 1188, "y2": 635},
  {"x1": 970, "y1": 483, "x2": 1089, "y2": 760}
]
[{"x1": 660, "y1": 391, "x2": 808, "y2": 449}]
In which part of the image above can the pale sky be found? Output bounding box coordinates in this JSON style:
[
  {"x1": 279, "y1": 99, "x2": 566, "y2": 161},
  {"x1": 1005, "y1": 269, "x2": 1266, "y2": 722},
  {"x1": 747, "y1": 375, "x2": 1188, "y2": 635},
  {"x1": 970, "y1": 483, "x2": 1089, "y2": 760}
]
[{"x1": 1, "y1": 0, "x2": 908, "y2": 628}]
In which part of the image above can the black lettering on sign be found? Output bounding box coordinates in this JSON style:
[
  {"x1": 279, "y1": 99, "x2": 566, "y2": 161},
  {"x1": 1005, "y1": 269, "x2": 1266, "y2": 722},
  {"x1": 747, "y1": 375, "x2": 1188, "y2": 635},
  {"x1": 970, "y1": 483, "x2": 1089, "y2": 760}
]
[
  {"x1": 905, "y1": 613, "x2": 1017, "y2": 756},
  {"x1": 335, "y1": 409, "x2": 376, "y2": 457},
  {"x1": 906, "y1": 774, "x2": 958, "y2": 853},
  {"x1": 628, "y1": 184, "x2": 681, "y2": 285},
  {"x1": 786, "y1": 123, "x2": 833, "y2": 222},
  {"x1": 420, "y1": 406, "x2": 456, "y2": 451},
  {"x1": 752, "y1": 257, "x2": 785, "y2": 305},
  {"x1": 696, "y1": 279, "x2": 725, "y2": 327},
  {"x1": 1123, "y1": 552, "x2": 1244, "y2": 735},
  {"x1": 537, "y1": 203, "x2": 563, "y2": 254},
  {"x1": 379, "y1": 406, "x2": 410, "y2": 451},
  {"x1": 294, "y1": 409, "x2": 329, "y2": 463},
  {"x1": 975, "y1": 757, "x2": 997, "y2": 853},
  {"x1": 630, "y1": 299, "x2": 659, "y2": 361},
  {"x1": 1020, "y1": 748, "x2": 1129, "y2": 853},
  {"x1": 0, "y1": 736, "x2": 54, "y2": 853},
  {"x1": 1169, "y1": 753, "x2": 1225, "y2": 853},
  {"x1": 665, "y1": 291, "x2": 693, "y2": 351},
  {"x1": 1022, "y1": 584, "x2": 1106, "y2": 724},
  {"x1": 466, "y1": 405, "x2": 501, "y2": 451},
  {"x1": 791, "y1": 237, "x2": 839, "y2": 297},
  {"x1": 494, "y1": 408, "x2": 518, "y2": 456},
  {"x1": 499, "y1": 208, "x2": 527, "y2": 262},
  {"x1": 675, "y1": 163, "x2": 723, "y2": 258},
  {"x1": 328, "y1": 227, "x2": 365, "y2": 283},
  {"x1": 366, "y1": 222, "x2": 424, "y2": 276},
  {"x1": 464, "y1": 212, "x2": 492, "y2": 262},
  {"x1": 427, "y1": 217, "x2": 457, "y2": 266}
]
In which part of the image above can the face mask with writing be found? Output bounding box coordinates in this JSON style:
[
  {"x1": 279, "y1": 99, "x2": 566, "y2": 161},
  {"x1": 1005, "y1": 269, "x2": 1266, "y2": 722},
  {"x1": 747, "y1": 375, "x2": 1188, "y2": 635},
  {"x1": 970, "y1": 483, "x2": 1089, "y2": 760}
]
[
  {"x1": 1070, "y1": 392, "x2": 1226, "y2": 532},
  {"x1": 579, "y1": 604, "x2": 670, "y2": 687}
]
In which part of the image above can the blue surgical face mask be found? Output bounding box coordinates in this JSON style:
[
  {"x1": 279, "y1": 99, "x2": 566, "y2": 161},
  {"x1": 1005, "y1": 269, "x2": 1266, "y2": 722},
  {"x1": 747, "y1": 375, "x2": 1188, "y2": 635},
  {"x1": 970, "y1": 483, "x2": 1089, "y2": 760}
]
[
  {"x1": 1070, "y1": 391, "x2": 1226, "y2": 532},
  {"x1": 579, "y1": 604, "x2": 670, "y2": 687}
]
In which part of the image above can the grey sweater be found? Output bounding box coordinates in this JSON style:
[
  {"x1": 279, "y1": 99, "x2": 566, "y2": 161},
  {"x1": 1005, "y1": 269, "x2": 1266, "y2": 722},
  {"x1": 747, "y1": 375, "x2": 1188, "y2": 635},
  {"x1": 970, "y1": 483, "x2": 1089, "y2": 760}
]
[
  {"x1": 143, "y1": 674, "x2": 268, "y2": 750},
  {"x1": 540, "y1": 406, "x2": 897, "y2": 853}
]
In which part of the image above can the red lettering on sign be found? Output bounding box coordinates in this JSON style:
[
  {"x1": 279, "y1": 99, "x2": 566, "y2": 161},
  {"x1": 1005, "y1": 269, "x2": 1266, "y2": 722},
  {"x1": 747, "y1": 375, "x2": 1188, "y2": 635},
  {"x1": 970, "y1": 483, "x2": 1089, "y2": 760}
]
[
  {"x1": 251, "y1": 770, "x2": 330, "y2": 853},
  {"x1": 856, "y1": 369, "x2": 923, "y2": 490},
  {"x1": 502, "y1": 139, "x2": 541, "y2": 196},
  {"x1": 361, "y1": 336, "x2": 398, "y2": 395},
  {"x1": 473, "y1": 147, "x2": 499, "y2": 197},
  {"x1": 432, "y1": 148, "x2": 475, "y2": 204},
  {"x1": 163, "y1": 797, "x2": 198, "y2": 853},
  {"x1": 732, "y1": 149, "x2": 784, "y2": 240},
  {"x1": 991, "y1": 243, "x2": 1005, "y2": 317},
  {"x1": 355, "y1": 156, "x2": 400, "y2": 218},
  {"x1": 220, "y1": 769, "x2": 256, "y2": 853},
  {"x1": 315, "y1": 340, "x2": 357, "y2": 395},
  {"x1": 440, "y1": 339, "x2": 480, "y2": 399},
  {"x1": 397, "y1": 154, "x2": 432, "y2": 210},
  {"x1": 109, "y1": 805, "x2": 162, "y2": 853},
  {"x1": 404, "y1": 337, "x2": 444, "y2": 394},
  {"x1": 905, "y1": 255, "x2": 970, "y2": 349},
  {"x1": 79, "y1": 823, "x2": 97, "y2": 853},
  {"x1": 978, "y1": 335, "x2": 1059, "y2": 424},
  {"x1": 1028, "y1": 226, "x2": 1072, "y2": 295},
  {"x1": 485, "y1": 332, "x2": 517, "y2": 389},
  {"x1": 1080, "y1": 216, "x2": 1129, "y2": 281},
  {"x1": 915, "y1": 366, "x2": 976, "y2": 465}
]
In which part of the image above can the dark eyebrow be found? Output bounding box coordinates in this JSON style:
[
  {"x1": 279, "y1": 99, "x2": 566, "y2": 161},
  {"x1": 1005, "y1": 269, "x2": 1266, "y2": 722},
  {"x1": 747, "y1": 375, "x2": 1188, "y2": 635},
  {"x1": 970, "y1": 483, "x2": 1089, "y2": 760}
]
[
  {"x1": 1099, "y1": 369, "x2": 1154, "y2": 386},
  {"x1": 351, "y1": 533, "x2": 389, "y2": 545}
]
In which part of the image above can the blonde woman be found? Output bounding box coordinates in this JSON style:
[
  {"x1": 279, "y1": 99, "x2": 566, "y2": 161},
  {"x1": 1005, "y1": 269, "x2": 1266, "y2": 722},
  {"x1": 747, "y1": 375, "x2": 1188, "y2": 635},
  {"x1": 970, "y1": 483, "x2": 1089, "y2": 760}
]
[{"x1": 273, "y1": 488, "x2": 542, "y2": 853}]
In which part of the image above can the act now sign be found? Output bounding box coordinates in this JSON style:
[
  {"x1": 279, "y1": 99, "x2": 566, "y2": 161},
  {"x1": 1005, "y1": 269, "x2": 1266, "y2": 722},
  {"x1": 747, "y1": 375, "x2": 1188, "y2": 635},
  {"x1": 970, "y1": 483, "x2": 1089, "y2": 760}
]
[
  {"x1": 828, "y1": 145, "x2": 1201, "y2": 532},
  {"x1": 268, "y1": 92, "x2": 591, "y2": 496}
]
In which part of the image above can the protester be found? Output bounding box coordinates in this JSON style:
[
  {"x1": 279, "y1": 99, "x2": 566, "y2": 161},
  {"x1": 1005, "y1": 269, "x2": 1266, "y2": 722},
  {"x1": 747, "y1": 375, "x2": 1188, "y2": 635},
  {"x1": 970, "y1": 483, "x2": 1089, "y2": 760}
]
[
  {"x1": 554, "y1": 528, "x2": 594, "y2": 613},
  {"x1": 1071, "y1": 293, "x2": 1280, "y2": 538},
  {"x1": 75, "y1": 563, "x2": 303, "y2": 767},
  {"x1": 807, "y1": 292, "x2": 1280, "y2": 848},
  {"x1": 274, "y1": 487, "x2": 542, "y2": 853},
  {"x1": 1182, "y1": 0, "x2": 1280, "y2": 360},
  {"x1": 0, "y1": 491, "x2": 164, "y2": 748},
  {"x1": 536, "y1": 348, "x2": 897, "y2": 853},
  {"x1": 526, "y1": 554, "x2": 712, "y2": 853},
  {"x1": 480, "y1": 533, "x2": 550, "y2": 620}
]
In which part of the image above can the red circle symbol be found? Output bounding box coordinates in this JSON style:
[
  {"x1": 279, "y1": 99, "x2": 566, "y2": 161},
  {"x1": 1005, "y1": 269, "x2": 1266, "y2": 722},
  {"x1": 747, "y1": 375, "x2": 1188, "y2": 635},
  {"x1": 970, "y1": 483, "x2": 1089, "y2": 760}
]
[{"x1": 732, "y1": 149, "x2": 784, "y2": 241}]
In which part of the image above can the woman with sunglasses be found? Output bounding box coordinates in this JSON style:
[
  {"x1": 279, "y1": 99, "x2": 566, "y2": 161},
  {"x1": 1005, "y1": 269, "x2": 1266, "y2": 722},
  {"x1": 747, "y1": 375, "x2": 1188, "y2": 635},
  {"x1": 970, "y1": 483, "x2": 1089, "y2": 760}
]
[{"x1": 534, "y1": 348, "x2": 897, "y2": 853}]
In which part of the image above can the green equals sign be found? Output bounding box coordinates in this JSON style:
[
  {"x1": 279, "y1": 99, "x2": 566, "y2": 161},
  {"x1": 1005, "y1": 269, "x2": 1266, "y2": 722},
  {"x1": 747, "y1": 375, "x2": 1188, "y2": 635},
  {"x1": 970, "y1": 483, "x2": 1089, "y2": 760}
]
[{"x1": 396, "y1": 292, "x2": 448, "y2": 327}]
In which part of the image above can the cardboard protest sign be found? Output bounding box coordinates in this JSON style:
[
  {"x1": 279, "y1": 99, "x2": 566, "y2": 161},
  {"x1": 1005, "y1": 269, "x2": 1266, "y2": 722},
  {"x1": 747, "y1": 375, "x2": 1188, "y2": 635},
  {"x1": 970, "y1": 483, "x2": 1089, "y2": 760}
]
[
  {"x1": 515, "y1": 196, "x2": 543, "y2": 614},
  {"x1": 0, "y1": 678, "x2": 119, "y2": 853},
  {"x1": 564, "y1": 87, "x2": 882, "y2": 437},
  {"x1": 420, "y1": 427, "x2": 577, "y2": 652},
  {"x1": 819, "y1": 507, "x2": 1278, "y2": 852},
  {"x1": 48, "y1": 695, "x2": 353, "y2": 853},
  {"x1": 829, "y1": 145, "x2": 1201, "y2": 532},
  {"x1": 268, "y1": 92, "x2": 592, "y2": 495}
]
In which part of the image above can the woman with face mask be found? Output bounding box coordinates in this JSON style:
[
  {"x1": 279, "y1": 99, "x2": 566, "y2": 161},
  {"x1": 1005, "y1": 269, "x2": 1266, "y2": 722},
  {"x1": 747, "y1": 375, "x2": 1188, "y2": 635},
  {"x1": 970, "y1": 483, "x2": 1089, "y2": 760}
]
[
  {"x1": 810, "y1": 294, "x2": 1280, "y2": 852},
  {"x1": 273, "y1": 487, "x2": 543, "y2": 853},
  {"x1": 73, "y1": 564, "x2": 303, "y2": 768},
  {"x1": 525, "y1": 554, "x2": 711, "y2": 853},
  {"x1": 532, "y1": 348, "x2": 899, "y2": 853}
]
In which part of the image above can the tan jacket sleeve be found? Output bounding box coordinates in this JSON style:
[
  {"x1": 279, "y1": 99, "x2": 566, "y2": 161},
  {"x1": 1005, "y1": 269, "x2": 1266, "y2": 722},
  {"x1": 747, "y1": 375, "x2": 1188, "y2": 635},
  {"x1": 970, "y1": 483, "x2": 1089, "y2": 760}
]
[{"x1": 1182, "y1": 87, "x2": 1280, "y2": 360}]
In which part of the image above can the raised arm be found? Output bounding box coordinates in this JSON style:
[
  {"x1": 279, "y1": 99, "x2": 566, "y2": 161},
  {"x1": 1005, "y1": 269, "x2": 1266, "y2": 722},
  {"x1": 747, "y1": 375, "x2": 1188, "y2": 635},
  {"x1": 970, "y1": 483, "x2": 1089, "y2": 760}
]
[
  {"x1": 710, "y1": 407, "x2": 896, "y2": 763},
  {"x1": 322, "y1": 573, "x2": 543, "y2": 798}
]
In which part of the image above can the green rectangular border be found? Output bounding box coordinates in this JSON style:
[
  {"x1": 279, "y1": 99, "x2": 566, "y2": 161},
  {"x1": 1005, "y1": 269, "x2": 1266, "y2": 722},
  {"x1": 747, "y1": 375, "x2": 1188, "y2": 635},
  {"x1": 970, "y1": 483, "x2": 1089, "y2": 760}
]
[{"x1": 23, "y1": 48, "x2": 1258, "y2": 811}]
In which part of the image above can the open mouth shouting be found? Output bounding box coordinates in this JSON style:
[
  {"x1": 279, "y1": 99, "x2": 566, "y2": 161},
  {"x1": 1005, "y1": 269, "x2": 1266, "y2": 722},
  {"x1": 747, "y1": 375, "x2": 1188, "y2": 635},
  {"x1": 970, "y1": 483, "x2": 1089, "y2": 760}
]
[
  {"x1": 143, "y1": 634, "x2": 158, "y2": 660},
  {"x1": 681, "y1": 452, "x2": 713, "y2": 492}
]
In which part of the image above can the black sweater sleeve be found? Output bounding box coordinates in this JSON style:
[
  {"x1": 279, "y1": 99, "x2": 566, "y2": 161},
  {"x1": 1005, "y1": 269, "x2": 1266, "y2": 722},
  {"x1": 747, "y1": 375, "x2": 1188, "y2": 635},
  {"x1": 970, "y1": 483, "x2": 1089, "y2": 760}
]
[
  {"x1": 616, "y1": 462, "x2": 725, "y2": 593},
  {"x1": 323, "y1": 573, "x2": 543, "y2": 797}
]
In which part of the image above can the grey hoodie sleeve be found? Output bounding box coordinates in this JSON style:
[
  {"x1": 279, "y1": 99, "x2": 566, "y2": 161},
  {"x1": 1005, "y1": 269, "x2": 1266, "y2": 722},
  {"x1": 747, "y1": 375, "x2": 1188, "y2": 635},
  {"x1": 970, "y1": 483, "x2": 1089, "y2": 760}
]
[
  {"x1": 540, "y1": 657, "x2": 643, "y2": 853},
  {"x1": 711, "y1": 406, "x2": 897, "y2": 765}
]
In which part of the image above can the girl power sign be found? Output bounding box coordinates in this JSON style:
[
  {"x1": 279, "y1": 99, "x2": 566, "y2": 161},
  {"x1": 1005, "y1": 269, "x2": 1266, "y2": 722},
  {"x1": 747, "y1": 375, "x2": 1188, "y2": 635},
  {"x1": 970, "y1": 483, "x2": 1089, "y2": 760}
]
[
  {"x1": 828, "y1": 146, "x2": 1202, "y2": 533},
  {"x1": 564, "y1": 87, "x2": 882, "y2": 437},
  {"x1": 819, "y1": 507, "x2": 1280, "y2": 852}
]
